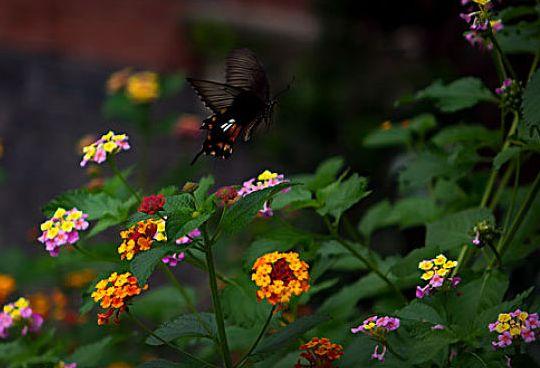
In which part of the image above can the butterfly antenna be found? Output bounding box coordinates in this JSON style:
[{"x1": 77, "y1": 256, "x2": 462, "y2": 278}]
[
  {"x1": 273, "y1": 76, "x2": 295, "y2": 102},
  {"x1": 190, "y1": 149, "x2": 204, "y2": 166}
]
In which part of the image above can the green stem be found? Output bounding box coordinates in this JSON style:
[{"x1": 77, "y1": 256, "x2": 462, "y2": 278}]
[
  {"x1": 324, "y1": 217, "x2": 407, "y2": 303},
  {"x1": 527, "y1": 51, "x2": 539, "y2": 81},
  {"x1": 493, "y1": 170, "x2": 540, "y2": 262},
  {"x1": 203, "y1": 227, "x2": 233, "y2": 368},
  {"x1": 160, "y1": 263, "x2": 213, "y2": 336},
  {"x1": 184, "y1": 250, "x2": 236, "y2": 285},
  {"x1": 127, "y1": 311, "x2": 217, "y2": 368},
  {"x1": 489, "y1": 160, "x2": 515, "y2": 210},
  {"x1": 235, "y1": 306, "x2": 276, "y2": 368},
  {"x1": 108, "y1": 157, "x2": 142, "y2": 202},
  {"x1": 488, "y1": 32, "x2": 516, "y2": 80}
]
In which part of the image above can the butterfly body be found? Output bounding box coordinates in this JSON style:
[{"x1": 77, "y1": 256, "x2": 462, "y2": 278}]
[{"x1": 187, "y1": 48, "x2": 272, "y2": 164}]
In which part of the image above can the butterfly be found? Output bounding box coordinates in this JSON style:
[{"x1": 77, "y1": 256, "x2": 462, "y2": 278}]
[{"x1": 187, "y1": 48, "x2": 278, "y2": 164}]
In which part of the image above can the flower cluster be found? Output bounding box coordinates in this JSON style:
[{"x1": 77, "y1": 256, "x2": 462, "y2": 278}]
[
  {"x1": 56, "y1": 362, "x2": 77, "y2": 368},
  {"x1": 138, "y1": 194, "x2": 166, "y2": 215},
  {"x1": 494, "y1": 78, "x2": 522, "y2": 111},
  {"x1": 416, "y1": 254, "x2": 460, "y2": 299},
  {"x1": 80, "y1": 131, "x2": 130, "y2": 167},
  {"x1": 126, "y1": 71, "x2": 160, "y2": 103},
  {"x1": 251, "y1": 251, "x2": 310, "y2": 305},
  {"x1": 118, "y1": 219, "x2": 166, "y2": 260},
  {"x1": 460, "y1": 0, "x2": 503, "y2": 50},
  {"x1": 91, "y1": 272, "x2": 147, "y2": 325},
  {"x1": 238, "y1": 170, "x2": 289, "y2": 217},
  {"x1": 295, "y1": 337, "x2": 343, "y2": 368},
  {"x1": 215, "y1": 186, "x2": 240, "y2": 207},
  {"x1": 489, "y1": 310, "x2": 538, "y2": 348},
  {"x1": 38, "y1": 208, "x2": 89, "y2": 256},
  {"x1": 162, "y1": 229, "x2": 201, "y2": 267},
  {"x1": 470, "y1": 220, "x2": 499, "y2": 248},
  {"x1": 351, "y1": 315, "x2": 400, "y2": 362},
  {"x1": 0, "y1": 297, "x2": 43, "y2": 338},
  {"x1": 0, "y1": 274, "x2": 15, "y2": 304}
]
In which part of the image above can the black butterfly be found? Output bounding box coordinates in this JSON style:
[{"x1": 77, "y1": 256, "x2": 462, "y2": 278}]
[{"x1": 187, "y1": 48, "x2": 278, "y2": 164}]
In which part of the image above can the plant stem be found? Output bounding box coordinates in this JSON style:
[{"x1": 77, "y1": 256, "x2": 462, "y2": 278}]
[
  {"x1": 527, "y1": 51, "x2": 539, "y2": 81},
  {"x1": 324, "y1": 217, "x2": 407, "y2": 303},
  {"x1": 489, "y1": 159, "x2": 515, "y2": 210},
  {"x1": 160, "y1": 263, "x2": 213, "y2": 335},
  {"x1": 108, "y1": 157, "x2": 142, "y2": 202},
  {"x1": 235, "y1": 306, "x2": 276, "y2": 368},
  {"x1": 488, "y1": 32, "x2": 516, "y2": 80},
  {"x1": 492, "y1": 170, "x2": 540, "y2": 263},
  {"x1": 127, "y1": 311, "x2": 217, "y2": 368},
  {"x1": 203, "y1": 227, "x2": 233, "y2": 368},
  {"x1": 184, "y1": 250, "x2": 236, "y2": 285}
]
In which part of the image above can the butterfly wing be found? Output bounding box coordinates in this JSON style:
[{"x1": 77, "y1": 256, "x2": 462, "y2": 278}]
[
  {"x1": 186, "y1": 78, "x2": 244, "y2": 113},
  {"x1": 225, "y1": 49, "x2": 271, "y2": 141}
]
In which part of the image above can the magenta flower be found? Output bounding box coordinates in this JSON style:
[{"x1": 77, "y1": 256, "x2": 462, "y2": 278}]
[
  {"x1": 1, "y1": 297, "x2": 43, "y2": 339},
  {"x1": 162, "y1": 229, "x2": 201, "y2": 267},
  {"x1": 80, "y1": 131, "x2": 130, "y2": 167},
  {"x1": 237, "y1": 170, "x2": 289, "y2": 218},
  {"x1": 351, "y1": 315, "x2": 400, "y2": 363},
  {"x1": 489, "y1": 309, "x2": 538, "y2": 349},
  {"x1": 38, "y1": 208, "x2": 89, "y2": 257}
]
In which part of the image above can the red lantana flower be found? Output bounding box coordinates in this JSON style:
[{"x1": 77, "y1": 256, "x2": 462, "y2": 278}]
[
  {"x1": 295, "y1": 337, "x2": 343, "y2": 367},
  {"x1": 138, "y1": 194, "x2": 166, "y2": 215}
]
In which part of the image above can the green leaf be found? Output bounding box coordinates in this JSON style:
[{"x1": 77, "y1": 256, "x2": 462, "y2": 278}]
[
  {"x1": 68, "y1": 336, "x2": 113, "y2": 368},
  {"x1": 497, "y1": 20, "x2": 540, "y2": 54},
  {"x1": 220, "y1": 183, "x2": 291, "y2": 235},
  {"x1": 397, "y1": 300, "x2": 445, "y2": 325},
  {"x1": 448, "y1": 271, "x2": 509, "y2": 329},
  {"x1": 130, "y1": 245, "x2": 178, "y2": 284},
  {"x1": 131, "y1": 286, "x2": 196, "y2": 321},
  {"x1": 409, "y1": 113, "x2": 437, "y2": 134},
  {"x1": 498, "y1": 6, "x2": 538, "y2": 22},
  {"x1": 316, "y1": 173, "x2": 369, "y2": 223},
  {"x1": 399, "y1": 153, "x2": 464, "y2": 191},
  {"x1": 415, "y1": 78, "x2": 496, "y2": 112},
  {"x1": 493, "y1": 146, "x2": 522, "y2": 169},
  {"x1": 391, "y1": 197, "x2": 442, "y2": 228},
  {"x1": 301, "y1": 156, "x2": 344, "y2": 191},
  {"x1": 252, "y1": 314, "x2": 331, "y2": 358},
  {"x1": 146, "y1": 313, "x2": 216, "y2": 345},
  {"x1": 164, "y1": 193, "x2": 194, "y2": 213},
  {"x1": 137, "y1": 360, "x2": 182, "y2": 368},
  {"x1": 222, "y1": 277, "x2": 272, "y2": 327},
  {"x1": 358, "y1": 200, "x2": 393, "y2": 238},
  {"x1": 522, "y1": 68, "x2": 540, "y2": 139},
  {"x1": 271, "y1": 185, "x2": 312, "y2": 210},
  {"x1": 425, "y1": 207, "x2": 494, "y2": 250},
  {"x1": 194, "y1": 176, "x2": 215, "y2": 208},
  {"x1": 166, "y1": 211, "x2": 212, "y2": 242},
  {"x1": 475, "y1": 287, "x2": 533, "y2": 331},
  {"x1": 363, "y1": 126, "x2": 411, "y2": 148},
  {"x1": 432, "y1": 125, "x2": 499, "y2": 148}
]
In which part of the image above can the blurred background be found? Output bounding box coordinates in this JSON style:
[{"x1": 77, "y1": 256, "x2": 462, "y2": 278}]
[{"x1": 0, "y1": 0, "x2": 493, "y2": 247}]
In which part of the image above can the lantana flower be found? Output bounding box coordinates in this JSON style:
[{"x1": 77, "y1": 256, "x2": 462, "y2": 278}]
[
  {"x1": 215, "y1": 186, "x2": 240, "y2": 207},
  {"x1": 238, "y1": 170, "x2": 289, "y2": 217},
  {"x1": 161, "y1": 229, "x2": 202, "y2": 267},
  {"x1": 489, "y1": 310, "x2": 538, "y2": 348},
  {"x1": 0, "y1": 274, "x2": 15, "y2": 304},
  {"x1": 416, "y1": 254, "x2": 460, "y2": 299},
  {"x1": 91, "y1": 272, "x2": 147, "y2": 325},
  {"x1": 80, "y1": 131, "x2": 130, "y2": 167},
  {"x1": 56, "y1": 362, "x2": 77, "y2": 368},
  {"x1": 138, "y1": 194, "x2": 166, "y2": 215},
  {"x1": 295, "y1": 337, "x2": 343, "y2": 368},
  {"x1": 251, "y1": 251, "x2": 310, "y2": 305},
  {"x1": 126, "y1": 71, "x2": 159, "y2": 103},
  {"x1": 460, "y1": 0, "x2": 502, "y2": 50},
  {"x1": 38, "y1": 208, "x2": 89, "y2": 256},
  {"x1": 118, "y1": 219, "x2": 166, "y2": 261},
  {"x1": 351, "y1": 315, "x2": 400, "y2": 362},
  {"x1": 0, "y1": 297, "x2": 43, "y2": 338}
]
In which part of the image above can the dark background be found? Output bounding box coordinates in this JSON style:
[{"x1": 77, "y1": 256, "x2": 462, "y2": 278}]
[{"x1": 0, "y1": 0, "x2": 503, "y2": 249}]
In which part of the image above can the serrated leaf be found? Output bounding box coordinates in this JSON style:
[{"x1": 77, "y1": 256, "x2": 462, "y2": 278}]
[
  {"x1": 391, "y1": 197, "x2": 442, "y2": 228},
  {"x1": 252, "y1": 314, "x2": 331, "y2": 358},
  {"x1": 166, "y1": 211, "x2": 212, "y2": 242},
  {"x1": 130, "y1": 245, "x2": 178, "y2": 284},
  {"x1": 522, "y1": 68, "x2": 540, "y2": 140},
  {"x1": 163, "y1": 194, "x2": 194, "y2": 213},
  {"x1": 271, "y1": 185, "x2": 312, "y2": 210},
  {"x1": 497, "y1": 20, "x2": 540, "y2": 54},
  {"x1": 426, "y1": 207, "x2": 494, "y2": 250},
  {"x1": 146, "y1": 313, "x2": 216, "y2": 345},
  {"x1": 399, "y1": 153, "x2": 464, "y2": 191},
  {"x1": 301, "y1": 156, "x2": 344, "y2": 191},
  {"x1": 194, "y1": 176, "x2": 215, "y2": 208},
  {"x1": 316, "y1": 174, "x2": 369, "y2": 223},
  {"x1": 222, "y1": 277, "x2": 272, "y2": 327},
  {"x1": 68, "y1": 336, "x2": 113, "y2": 368},
  {"x1": 416, "y1": 78, "x2": 496, "y2": 112},
  {"x1": 220, "y1": 183, "x2": 291, "y2": 235}
]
